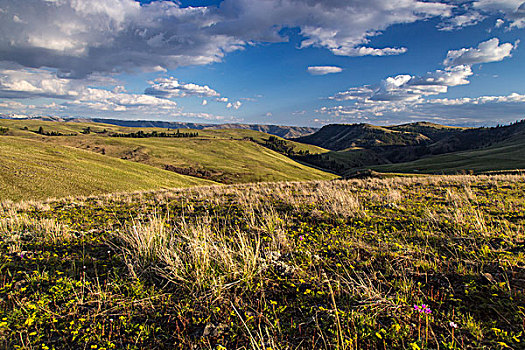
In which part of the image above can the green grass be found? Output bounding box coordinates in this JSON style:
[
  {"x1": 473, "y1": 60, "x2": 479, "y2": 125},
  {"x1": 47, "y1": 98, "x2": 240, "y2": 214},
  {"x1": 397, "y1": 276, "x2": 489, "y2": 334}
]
[
  {"x1": 0, "y1": 136, "x2": 213, "y2": 201},
  {"x1": 370, "y1": 137, "x2": 525, "y2": 174},
  {"x1": 0, "y1": 119, "x2": 337, "y2": 190},
  {"x1": 198, "y1": 128, "x2": 329, "y2": 154},
  {"x1": 51, "y1": 135, "x2": 336, "y2": 184},
  {"x1": 0, "y1": 175, "x2": 524, "y2": 349}
]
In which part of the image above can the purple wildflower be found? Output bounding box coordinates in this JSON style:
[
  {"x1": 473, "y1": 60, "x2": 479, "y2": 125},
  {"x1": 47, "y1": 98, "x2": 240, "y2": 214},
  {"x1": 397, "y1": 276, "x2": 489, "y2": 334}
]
[
  {"x1": 414, "y1": 303, "x2": 431, "y2": 314},
  {"x1": 299, "y1": 235, "x2": 304, "y2": 241}
]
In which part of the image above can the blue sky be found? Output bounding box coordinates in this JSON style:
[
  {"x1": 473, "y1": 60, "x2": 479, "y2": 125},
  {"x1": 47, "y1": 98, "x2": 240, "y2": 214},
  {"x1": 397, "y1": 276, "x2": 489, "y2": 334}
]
[{"x1": 0, "y1": 0, "x2": 523, "y2": 126}]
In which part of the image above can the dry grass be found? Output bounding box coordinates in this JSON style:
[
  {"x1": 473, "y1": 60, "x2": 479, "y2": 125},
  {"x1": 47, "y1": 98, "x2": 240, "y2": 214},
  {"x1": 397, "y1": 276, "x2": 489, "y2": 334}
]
[
  {"x1": 1, "y1": 174, "x2": 524, "y2": 349},
  {"x1": 115, "y1": 208, "x2": 293, "y2": 294},
  {"x1": 0, "y1": 209, "x2": 72, "y2": 249}
]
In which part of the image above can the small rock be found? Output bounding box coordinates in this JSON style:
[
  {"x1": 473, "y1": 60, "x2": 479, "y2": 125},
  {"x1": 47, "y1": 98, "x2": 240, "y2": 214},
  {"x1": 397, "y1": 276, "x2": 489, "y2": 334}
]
[{"x1": 202, "y1": 323, "x2": 217, "y2": 337}]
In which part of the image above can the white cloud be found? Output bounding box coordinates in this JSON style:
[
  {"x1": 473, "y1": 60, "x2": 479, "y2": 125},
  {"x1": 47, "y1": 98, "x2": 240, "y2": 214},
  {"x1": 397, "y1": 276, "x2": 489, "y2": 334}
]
[
  {"x1": 307, "y1": 66, "x2": 343, "y2": 75},
  {"x1": 144, "y1": 77, "x2": 245, "y2": 108},
  {"x1": 0, "y1": 100, "x2": 27, "y2": 109},
  {"x1": 112, "y1": 85, "x2": 126, "y2": 93},
  {"x1": 438, "y1": 11, "x2": 485, "y2": 31},
  {"x1": 0, "y1": 0, "x2": 240, "y2": 77},
  {"x1": 474, "y1": 0, "x2": 525, "y2": 28},
  {"x1": 0, "y1": 0, "x2": 455, "y2": 77},
  {"x1": 495, "y1": 18, "x2": 505, "y2": 27},
  {"x1": 329, "y1": 46, "x2": 408, "y2": 57},
  {"x1": 330, "y1": 65, "x2": 473, "y2": 102},
  {"x1": 430, "y1": 92, "x2": 525, "y2": 105},
  {"x1": 0, "y1": 68, "x2": 178, "y2": 113},
  {"x1": 145, "y1": 77, "x2": 220, "y2": 99},
  {"x1": 12, "y1": 15, "x2": 25, "y2": 23},
  {"x1": 444, "y1": 38, "x2": 516, "y2": 66},
  {"x1": 316, "y1": 92, "x2": 525, "y2": 126},
  {"x1": 226, "y1": 101, "x2": 242, "y2": 110}
]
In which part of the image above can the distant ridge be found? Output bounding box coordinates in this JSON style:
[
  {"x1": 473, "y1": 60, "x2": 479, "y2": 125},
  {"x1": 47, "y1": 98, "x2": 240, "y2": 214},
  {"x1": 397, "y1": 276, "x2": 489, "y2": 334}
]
[
  {"x1": 0, "y1": 115, "x2": 317, "y2": 139},
  {"x1": 294, "y1": 123, "x2": 436, "y2": 151},
  {"x1": 293, "y1": 120, "x2": 525, "y2": 175}
]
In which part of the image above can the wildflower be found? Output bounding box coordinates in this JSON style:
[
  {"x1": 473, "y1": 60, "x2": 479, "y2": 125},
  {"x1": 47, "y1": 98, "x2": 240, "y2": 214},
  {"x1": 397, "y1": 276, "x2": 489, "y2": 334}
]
[
  {"x1": 449, "y1": 321, "x2": 458, "y2": 328},
  {"x1": 298, "y1": 235, "x2": 304, "y2": 241},
  {"x1": 414, "y1": 304, "x2": 431, "y2": 314}
]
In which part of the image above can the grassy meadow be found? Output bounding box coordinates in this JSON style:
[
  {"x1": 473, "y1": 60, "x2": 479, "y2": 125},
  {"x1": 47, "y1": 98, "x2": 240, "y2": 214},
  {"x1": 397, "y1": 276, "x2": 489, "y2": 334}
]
[
  {"x1": 0, "y1": 136, "x2": 213, "y2": 201},
  {"x1": 368, "y1": 134, "x2": 525, "y2": 175},
  {"x1": 0, "y1": 119, "x2": 336, "y2": 201},
  {"x1": 0, "y1": 175, "x2": 524, "y2": 349}
]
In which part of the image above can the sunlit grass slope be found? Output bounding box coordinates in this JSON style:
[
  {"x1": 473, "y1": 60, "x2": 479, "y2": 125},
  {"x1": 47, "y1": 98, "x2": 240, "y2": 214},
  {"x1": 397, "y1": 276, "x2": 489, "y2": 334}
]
[
  {"x1": 0, "y1": 136, "x2": 213, "y2": 201},
  {"x1": 64, "y1": 136, "x2": 335, "y2": 183},
  {"x1": 0, "y1": 119, "x2": 337, "y2": 185},
  {"x1": 370, "y1": 137, "x2": 525, "y2": 174}
]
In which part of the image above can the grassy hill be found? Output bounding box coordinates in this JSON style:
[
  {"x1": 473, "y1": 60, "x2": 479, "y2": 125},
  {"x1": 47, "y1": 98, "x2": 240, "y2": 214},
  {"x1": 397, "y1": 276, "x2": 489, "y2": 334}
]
[
  {"x1": 294, "y1": 123, "x2": 433, "y2": 151},
  {"x1": 0, "y1": 119, "x2": 336, "y2": 200},
  {"x1": 294, "y1": 120, "x2": 525, "y2": 175},
  {"x1": 2, "y1": 116, "x2": 318, "y2": 138},
  {"x1": 86, "y1": 118, "x2": 319, "y2": 138},
  {"x1": 1, "y1": 175, "x2": 523, "y2": 348},
  {"x1": 0, "y1": 136, "x2": 213, "y2": 201},
  {"x1": 370, "y1": 136, "x2": 525, "y2": 174}
]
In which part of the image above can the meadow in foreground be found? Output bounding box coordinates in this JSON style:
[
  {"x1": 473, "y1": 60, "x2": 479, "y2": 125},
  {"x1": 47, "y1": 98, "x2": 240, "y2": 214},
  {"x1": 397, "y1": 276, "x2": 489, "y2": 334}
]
[{"x1": 0, "y1": 175, "x2": 524, "y2": 349}]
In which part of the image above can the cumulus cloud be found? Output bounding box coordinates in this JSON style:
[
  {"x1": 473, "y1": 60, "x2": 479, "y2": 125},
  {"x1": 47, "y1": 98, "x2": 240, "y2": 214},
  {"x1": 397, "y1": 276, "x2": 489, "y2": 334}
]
[
  {"x1": 443, "y1": 38, "x2": 516, "y2": 66},
  {"x1": 145, "y1": 77, "x2": 221, "y2": 99},
  {"x1": 0, "y1": 0, "x2": 242, "y2": 78},
  {"x1": 330, "y1": 65, "x2": 473, "y2": 102},
  {"x1": 0, "y1": 68, "x2": 178, "y2": 113},
  {"x1": 438, "y1": 11, "x2": 485, "y2": 31},
  {"x1": 474, "y1": 0, "x2": 525, "y2": 28},
  {"x1": 316, "y1": 92, "x2": 525, "y2": 126},
  {"x1": 227, "y1": 101, "x2": 242, "y2": 110},
  {"x1": 0, "y1": 0, "x2": 455, "y2": 78},
  {"x1": 144, "y1": 77, "x2": 245, "y2": 109},
  {"x1": 320, "y1": 34, "x2": 522, "y2": 126},
  {"x1": 307, "y1": 66, "x2": 343, "y2": 75}
]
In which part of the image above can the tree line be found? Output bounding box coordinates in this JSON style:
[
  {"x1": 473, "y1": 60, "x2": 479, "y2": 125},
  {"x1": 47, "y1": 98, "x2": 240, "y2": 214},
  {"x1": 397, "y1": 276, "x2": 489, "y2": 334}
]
[{"x1": 109, "y1": 130, "x2": 199, "y2": 138}]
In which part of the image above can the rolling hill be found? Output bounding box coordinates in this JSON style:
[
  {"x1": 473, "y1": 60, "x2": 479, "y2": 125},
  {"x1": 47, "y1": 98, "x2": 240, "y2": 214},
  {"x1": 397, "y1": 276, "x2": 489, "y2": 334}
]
[
  {"x1": 370, "y1": 135, "x2": 525, "y2": 175},
  {"x1": 294, "y1": 122, "x2": 437, "y2": 150},
  {"x1": 0, "y1": 136, "x2": 213, "y2": 201},
  {"x1": 293, "y1": 120, "x2": 525, "y2": 175},
  {"x1": 1, "y1": 115, "x2": 317, "y2": 139},
  {"x1": 0, "y1": 119, "x2": 336, "y2": 200}
]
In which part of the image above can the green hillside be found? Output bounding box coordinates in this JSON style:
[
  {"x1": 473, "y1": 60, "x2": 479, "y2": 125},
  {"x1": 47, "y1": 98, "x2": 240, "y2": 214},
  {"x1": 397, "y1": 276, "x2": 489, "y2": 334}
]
[
  {"x1": 69, "y1": 135, "x2": 334, "y2": 183},
  {"x1": 370, "y1": 137, "x2": 525, "y2": 174},
  {"x1": 294, "y1": 123, "x2": 432, "y2": 151},
  {"x1": 293, "y1": 120, "x2": 525, "y2": 175},
  {"x1": 0, "y1": 136, "x2": 213, "y2": 201},
  {"x1": 0, "y1": 119, "x2": 337, "y2": 200}
]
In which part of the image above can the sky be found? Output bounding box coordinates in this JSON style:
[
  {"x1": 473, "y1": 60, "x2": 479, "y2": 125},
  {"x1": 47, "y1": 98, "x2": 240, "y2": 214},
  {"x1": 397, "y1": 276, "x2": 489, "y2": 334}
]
[{"x1": 0, "y1": 0, "x2": 524, "y2": 127}]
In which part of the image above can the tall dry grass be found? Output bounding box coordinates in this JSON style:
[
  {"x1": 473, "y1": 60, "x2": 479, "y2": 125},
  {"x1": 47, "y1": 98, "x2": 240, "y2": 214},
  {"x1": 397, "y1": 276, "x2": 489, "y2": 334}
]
[
  {"x1": 0, "y1": 209, "x2": 73, "y2": 253},
  {"x1": 114, "y1": 207, "x2": 294, "y2": 294}
]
